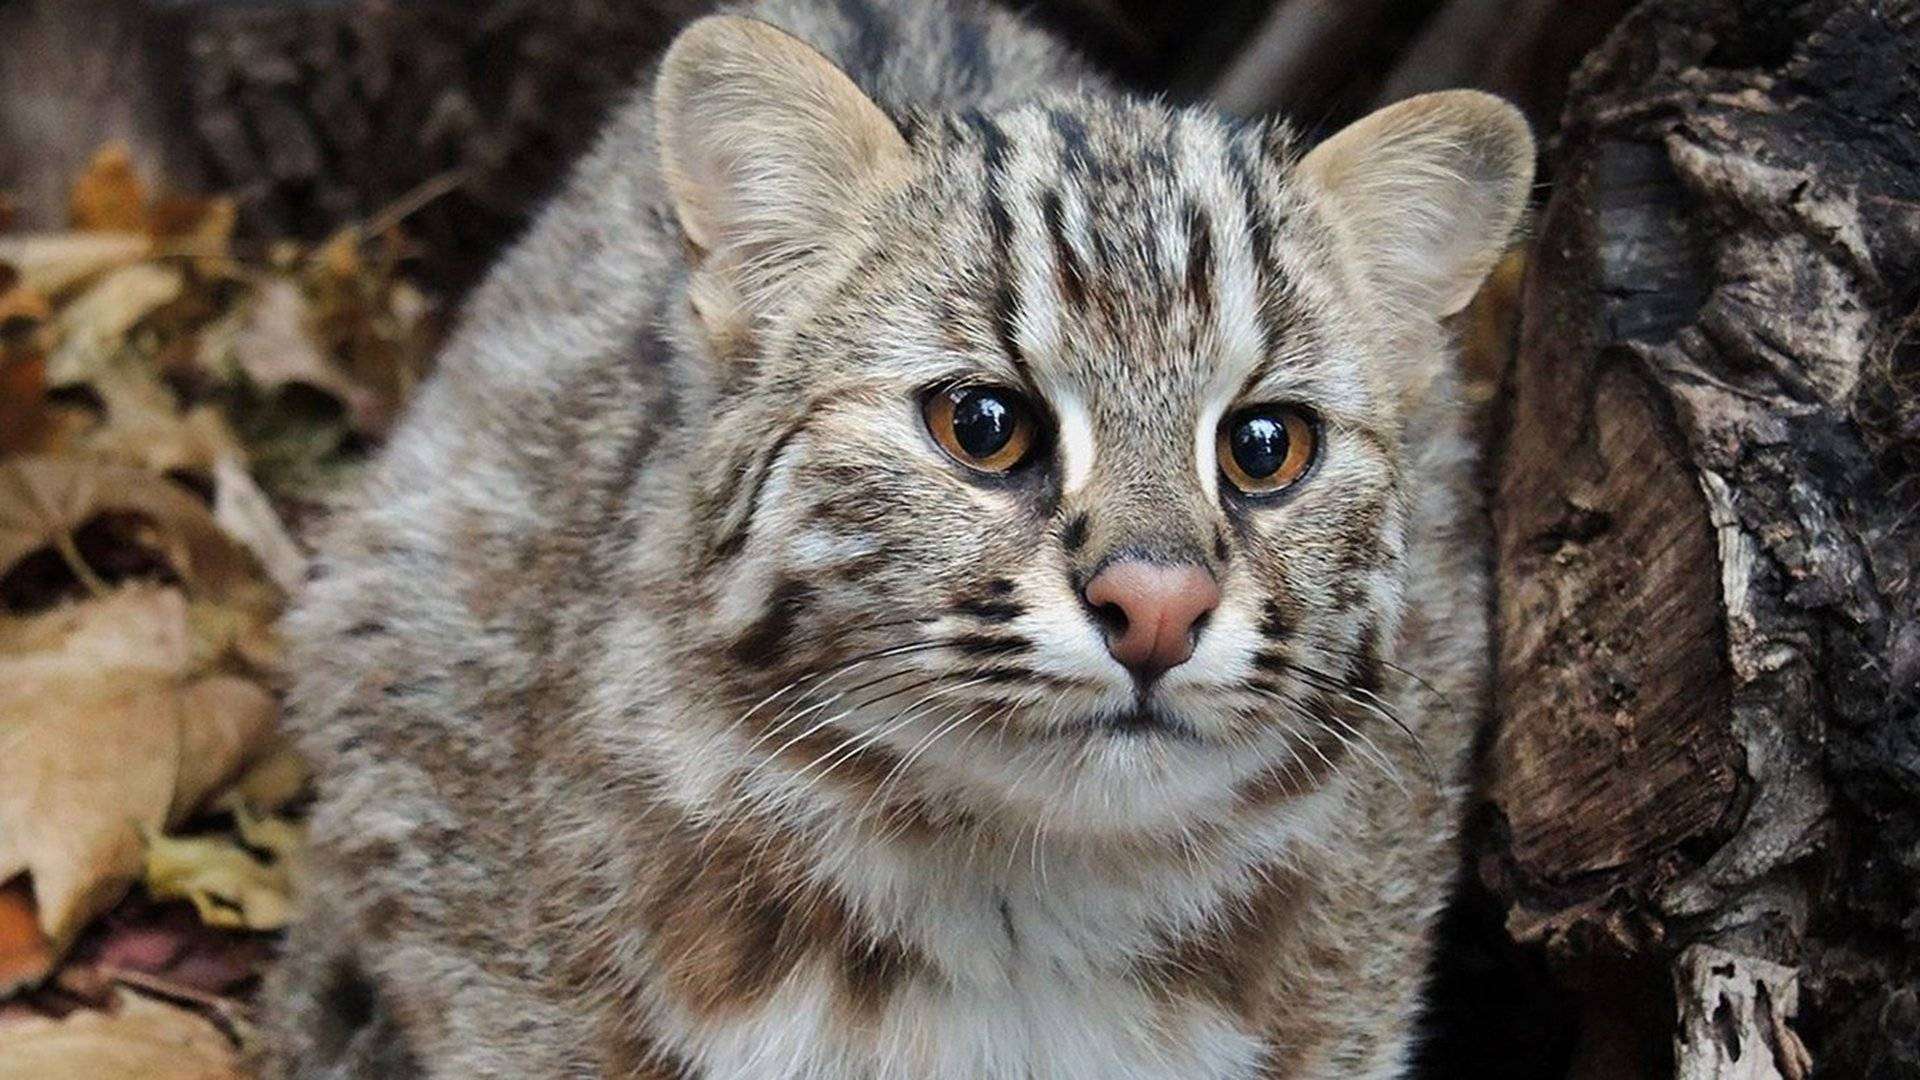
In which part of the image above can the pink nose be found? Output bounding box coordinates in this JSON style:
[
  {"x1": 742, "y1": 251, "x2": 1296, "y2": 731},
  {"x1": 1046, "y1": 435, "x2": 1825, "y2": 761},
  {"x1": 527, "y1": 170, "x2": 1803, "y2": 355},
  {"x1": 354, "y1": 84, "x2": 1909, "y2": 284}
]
[{"x1": 1083, "y1": 561, "x2": 1221, "y2": 682}]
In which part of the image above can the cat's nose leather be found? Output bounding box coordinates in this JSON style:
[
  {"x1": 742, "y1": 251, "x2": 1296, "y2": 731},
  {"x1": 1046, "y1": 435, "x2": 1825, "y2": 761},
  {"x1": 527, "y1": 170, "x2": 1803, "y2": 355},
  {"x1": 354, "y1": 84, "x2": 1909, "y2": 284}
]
[{"x1": 1084, "y1": 561, "x2": 1220, "y2": 683}]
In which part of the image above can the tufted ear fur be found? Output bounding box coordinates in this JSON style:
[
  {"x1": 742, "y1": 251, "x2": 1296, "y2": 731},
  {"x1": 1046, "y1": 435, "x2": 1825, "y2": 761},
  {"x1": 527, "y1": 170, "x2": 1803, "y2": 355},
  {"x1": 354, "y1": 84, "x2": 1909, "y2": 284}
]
[
  {"x1": 655, "y1": 16, "x2": 912, "y2": 331},
  {"x1": 1299, "y1": 90, "x2": 1534, "y2": 319}
]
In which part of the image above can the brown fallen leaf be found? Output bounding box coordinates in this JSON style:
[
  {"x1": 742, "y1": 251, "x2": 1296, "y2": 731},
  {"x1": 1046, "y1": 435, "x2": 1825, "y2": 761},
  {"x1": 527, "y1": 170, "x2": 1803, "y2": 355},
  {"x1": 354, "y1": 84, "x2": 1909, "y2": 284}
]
[
  {"x1": 0, "y1": 879, "x2": 55, "y2": 997},
  {"x1": 0, "y1": 268, "x2": 55, "y2": 456},
  {"x1": 68, "y1": 145, "x2": 149, "y2": 235},
  {"x1": 0, "y1": 988, "x2": 242, "y2": 1080},
  {"x1": 0, "y1": 456, "x2": 273, "y2": 608},
  {"x1": 0, "y1": 586, "x2": 276, "y2": 953},
  {"x1": 212, "y1": 740, "x2": 308, "y2": 818}
]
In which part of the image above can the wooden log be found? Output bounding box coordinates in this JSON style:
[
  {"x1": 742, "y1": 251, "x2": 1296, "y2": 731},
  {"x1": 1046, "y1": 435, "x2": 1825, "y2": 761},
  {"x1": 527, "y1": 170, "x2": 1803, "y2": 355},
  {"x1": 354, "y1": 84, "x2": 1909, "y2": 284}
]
[{"x1": 1486, "y1": 0, "x2": 1920, "y2": 1075}]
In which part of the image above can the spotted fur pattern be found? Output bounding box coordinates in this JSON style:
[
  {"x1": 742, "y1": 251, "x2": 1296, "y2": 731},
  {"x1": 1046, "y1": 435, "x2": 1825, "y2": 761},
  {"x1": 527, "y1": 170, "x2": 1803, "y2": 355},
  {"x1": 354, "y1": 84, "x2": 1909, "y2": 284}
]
[{"x1": 259, "y1": 1, "x2": 1532, "y2": 1076}]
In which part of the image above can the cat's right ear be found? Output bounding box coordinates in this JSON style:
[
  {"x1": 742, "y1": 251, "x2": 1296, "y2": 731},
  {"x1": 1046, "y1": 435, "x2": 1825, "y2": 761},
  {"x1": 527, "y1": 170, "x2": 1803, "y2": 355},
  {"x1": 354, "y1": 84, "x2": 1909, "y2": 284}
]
[{"x1": 655, "y1": 16, "x2": 911, "y2": 331}]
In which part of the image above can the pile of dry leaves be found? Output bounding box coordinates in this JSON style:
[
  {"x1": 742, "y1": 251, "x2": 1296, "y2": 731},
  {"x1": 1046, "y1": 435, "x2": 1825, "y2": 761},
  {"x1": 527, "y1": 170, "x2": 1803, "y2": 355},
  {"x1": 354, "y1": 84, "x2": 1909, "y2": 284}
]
[{"x1": 0, "y1": 146, "x2": 439, "y2": 1077}]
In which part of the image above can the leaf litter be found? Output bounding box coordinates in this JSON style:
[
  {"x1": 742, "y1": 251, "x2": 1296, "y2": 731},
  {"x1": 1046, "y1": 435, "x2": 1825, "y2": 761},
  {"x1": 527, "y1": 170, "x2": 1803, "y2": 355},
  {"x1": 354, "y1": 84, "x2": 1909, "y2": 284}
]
[{"x1": 0, "y1": 144, "x2": 443, "y2": 1074}]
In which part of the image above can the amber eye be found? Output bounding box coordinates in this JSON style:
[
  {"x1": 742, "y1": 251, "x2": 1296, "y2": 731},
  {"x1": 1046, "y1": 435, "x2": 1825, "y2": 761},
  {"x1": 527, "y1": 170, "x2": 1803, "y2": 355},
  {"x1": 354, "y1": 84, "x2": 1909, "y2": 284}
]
[
  {"x1": 924, "y1": 385, "x2": 1038, "y2": 473},
  {"x1": 1218, "y1": 406, "x2": 1317, "y2": 495}
]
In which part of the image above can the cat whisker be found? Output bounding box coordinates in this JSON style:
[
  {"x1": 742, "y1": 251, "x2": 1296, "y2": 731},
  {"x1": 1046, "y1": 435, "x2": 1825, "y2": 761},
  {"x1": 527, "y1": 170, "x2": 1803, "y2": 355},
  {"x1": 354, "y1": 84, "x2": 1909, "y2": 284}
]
[{"x1": 1286, "y1": 660, "x2": 1437, "y2": 783}]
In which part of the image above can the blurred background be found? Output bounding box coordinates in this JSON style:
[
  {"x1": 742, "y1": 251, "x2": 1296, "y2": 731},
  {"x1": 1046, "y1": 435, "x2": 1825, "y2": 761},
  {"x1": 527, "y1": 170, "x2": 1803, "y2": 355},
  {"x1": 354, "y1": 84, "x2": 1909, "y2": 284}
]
[{"x1": 0, "y1": 0, "x2": 1632, "y2": 299}]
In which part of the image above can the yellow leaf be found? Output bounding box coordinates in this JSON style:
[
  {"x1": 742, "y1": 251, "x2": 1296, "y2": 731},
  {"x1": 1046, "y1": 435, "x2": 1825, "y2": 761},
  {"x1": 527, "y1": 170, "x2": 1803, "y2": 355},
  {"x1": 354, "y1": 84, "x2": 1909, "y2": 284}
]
[
  {"x1": 139, "y1": 826, "x2": 294, "y2": 932},
  {"x1": 0, "y1": 988, "x2": 243, "y2": 1080},
  {"x1": 0, "y1": 586, "x2": 276, "y2": 951},
  {"x1": 68, "y1": 145, "x2": 149, "y2": 234}
]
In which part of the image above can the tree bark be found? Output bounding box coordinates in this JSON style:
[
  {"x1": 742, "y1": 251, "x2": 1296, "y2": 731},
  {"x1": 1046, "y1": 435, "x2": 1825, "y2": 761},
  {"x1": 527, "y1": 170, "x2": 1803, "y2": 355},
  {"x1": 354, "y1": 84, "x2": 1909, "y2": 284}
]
[{"x1": 1486, "y1": 2, "x2": 1920, "y2": 1076}]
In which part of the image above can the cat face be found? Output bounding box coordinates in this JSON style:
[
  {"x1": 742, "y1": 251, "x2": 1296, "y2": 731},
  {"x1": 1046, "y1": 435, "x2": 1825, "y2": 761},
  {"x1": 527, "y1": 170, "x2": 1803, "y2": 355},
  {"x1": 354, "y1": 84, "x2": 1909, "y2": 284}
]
[{"x1": 655, "y1": 17, "x2": 1531, "y2": 834}]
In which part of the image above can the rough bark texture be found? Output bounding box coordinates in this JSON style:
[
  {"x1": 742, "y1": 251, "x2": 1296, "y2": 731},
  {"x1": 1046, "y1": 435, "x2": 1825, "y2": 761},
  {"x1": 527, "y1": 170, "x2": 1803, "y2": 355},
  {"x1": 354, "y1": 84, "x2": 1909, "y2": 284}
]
[{"x1": 1487, "y1": 2, "x2": 1920, "y2": 1076}]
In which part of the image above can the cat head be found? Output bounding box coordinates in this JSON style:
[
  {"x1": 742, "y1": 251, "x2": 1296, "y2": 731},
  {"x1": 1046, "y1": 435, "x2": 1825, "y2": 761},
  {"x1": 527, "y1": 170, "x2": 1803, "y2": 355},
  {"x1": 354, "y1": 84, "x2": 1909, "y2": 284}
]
[{"x1": 648, "y1": 15, "x2": 1532, "y2": 836}]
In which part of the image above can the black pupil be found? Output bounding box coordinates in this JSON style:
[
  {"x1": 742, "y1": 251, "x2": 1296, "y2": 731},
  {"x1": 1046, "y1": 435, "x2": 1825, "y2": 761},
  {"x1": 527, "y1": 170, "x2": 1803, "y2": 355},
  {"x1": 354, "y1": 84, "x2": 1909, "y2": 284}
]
[
  {"x1": 952, "y1": 390, "x2": 1017, "y2": 459},
  {"x1": 1230, "y1": 412, "x2": 1291, "y2": 479}
]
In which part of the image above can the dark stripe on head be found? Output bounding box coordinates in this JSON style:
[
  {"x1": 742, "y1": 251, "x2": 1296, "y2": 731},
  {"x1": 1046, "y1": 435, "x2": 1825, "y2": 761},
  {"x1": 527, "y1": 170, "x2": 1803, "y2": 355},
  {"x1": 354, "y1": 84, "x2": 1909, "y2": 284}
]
[
  {"x1": 1226, "y1": 136, "x2": 1278, "y2": 284},
  {"x1": 1041, "y1": 189, "x2": 1087, "y2": 310},
  {"x1": 1185, "y1": 200, "x2": 1215, "y2": 316},
  {"x1": 1049, "y1": 109, "x2": 1099, "y2": 177},
  {"x1": 963, "y1": 111, "x2": 1025, "y2": 366},
  {"x1": 1225, "y1": 135, "x2": 1290, "y2": 352}
]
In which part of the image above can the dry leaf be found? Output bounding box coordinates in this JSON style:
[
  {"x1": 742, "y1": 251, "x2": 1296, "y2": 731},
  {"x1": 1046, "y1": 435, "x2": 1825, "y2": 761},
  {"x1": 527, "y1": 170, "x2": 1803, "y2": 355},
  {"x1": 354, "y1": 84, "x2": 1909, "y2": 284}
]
[
  {"x1": 0, "y1": 879, "x2": 55, "y2": 996},
  {"x1": 211, "y1": 456, "x2": 308, "y2": 594},
  {"x1": 229, "y1": 276, "x2": 382, "y2": 433},
  {"x1": 48, "y1": 262, "x2": 185, "y2": 387},
  {"x1": 0, "y1": 264, "x2": 51, "y2": 326},
  {"x1": 139, "y1": 826, "x2": 294, "y2": 932},
  {"x1": 0, "y1": 988, "x2": 242, "y2": 1080},
  {"x1": 0, "y1": 281, "x2": 54, "y2": 454},
  {"x1": 68, "y1": 145, "x2": 149, "y2": 234},
  {"x1": 83, "y1": 395, "x2": 248, "y2": 480},
  {"x1": 0, "y1": 586, "x2": 276, "y2": 952},
  {"x1": 212, "y1": 740, "x2": 308, "y2": 817},
  {"x1": 0, "y1": 456, "x2": 271, "y2": 607},
  {"x1": 0, "y1": 233, "x2": 152, "y2": 297}
]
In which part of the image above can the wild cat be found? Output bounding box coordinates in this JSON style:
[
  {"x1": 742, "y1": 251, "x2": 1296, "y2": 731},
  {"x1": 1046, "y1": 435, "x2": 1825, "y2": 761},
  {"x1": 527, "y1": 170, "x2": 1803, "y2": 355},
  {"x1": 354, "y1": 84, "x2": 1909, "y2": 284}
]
[{"x1": 261, "y1": 0, "x2": 1534, "y2": 1076}]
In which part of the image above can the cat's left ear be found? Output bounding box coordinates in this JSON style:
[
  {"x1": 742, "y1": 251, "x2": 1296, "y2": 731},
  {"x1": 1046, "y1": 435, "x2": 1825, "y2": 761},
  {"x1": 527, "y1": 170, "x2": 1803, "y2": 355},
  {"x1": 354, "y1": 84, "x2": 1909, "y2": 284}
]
[
  {"x1": 655, "y1": 16, "x2": 911, "y2": 323},
  {"x1": 1298, "y1": 91, "x2": 1534, "y2": 318}
]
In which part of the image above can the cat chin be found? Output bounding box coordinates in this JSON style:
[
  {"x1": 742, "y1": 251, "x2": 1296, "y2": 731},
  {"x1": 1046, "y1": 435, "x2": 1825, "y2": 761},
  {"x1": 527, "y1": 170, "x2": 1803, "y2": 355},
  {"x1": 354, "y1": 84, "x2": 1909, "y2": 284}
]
[{"x1": 925, "y1": 721, "x2": 1294, "y2": 837}]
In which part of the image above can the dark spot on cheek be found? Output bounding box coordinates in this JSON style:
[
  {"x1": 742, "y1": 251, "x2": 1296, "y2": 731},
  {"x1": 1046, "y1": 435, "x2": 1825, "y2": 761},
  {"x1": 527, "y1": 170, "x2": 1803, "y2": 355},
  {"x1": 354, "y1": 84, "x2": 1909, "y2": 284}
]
[
  {"x1": 1060, "y1": 512, "x2": 1089, "y2": 553},
  {"x1": 953, "y1": 596, "x2": 1025, "y2": 622},
  {"x1": 1252, "y1": 650, "x2": 1292, "y2": 675},
  {"x1": 949, "y1": 633, "x2": 1030, "y2": 658},
  {"x1": 320, "y1": 957, "x2": 377, "y2": 1048},
  {"x1": 1213, "y1": 527, "x2": 1231, "y2": 564},
  {"x1": 986, "y1": 578, "x2": 1016, "y2": 597},
  {"x1": 730, "y1": 579, "x2": 816, "y2": 664},
  {"x1": 1259, "y1": 599, "x2": 1296, "y2": 640},
  {"x1": 838, "y1": 934, "x2": 920, "y2": 1018}
]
